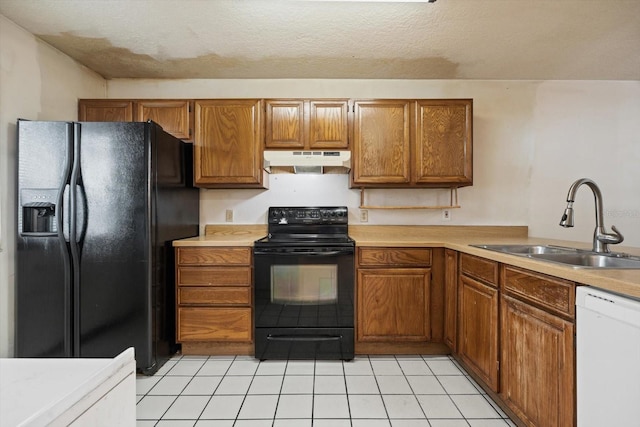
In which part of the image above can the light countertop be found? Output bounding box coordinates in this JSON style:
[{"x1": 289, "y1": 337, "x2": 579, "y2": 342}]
[
  {"x1": 173, "y1": 224, "x2": 640, "y2": 299},
  {"x1": 0, "y1": 348, "x2": 136, "y2": 426}
]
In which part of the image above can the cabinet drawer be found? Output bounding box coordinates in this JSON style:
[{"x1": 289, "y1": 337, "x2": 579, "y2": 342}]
[
  {"x1": 358, "y1": 248, "x2": 432, "y2": 267},
  {"x1": 502, "y1": 266, "x2": 575, "y2": 319},
  {"x1": 177, "y1": 307, "x2": 252, "y2": 342},
  {"x1": 460, "y1": 253, "x2": 499, "y2": 287},
  {"x1": 178, "y1": 287, "x2": 251, "y2": 305},
  {"x1": 177, "y1": 267, "x2": 252, "y2": 286},
  {"x1": 177, "y1": 247, "x2": 251, "y2": 265}
]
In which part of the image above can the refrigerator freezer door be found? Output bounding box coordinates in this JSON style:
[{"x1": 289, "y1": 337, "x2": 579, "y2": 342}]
[
  {"x1": 76, "y1": 122, "x2": 152, "y2": 365},
  {"x1": 16, "y1": 121, "x2": 74, "y2": 357}
]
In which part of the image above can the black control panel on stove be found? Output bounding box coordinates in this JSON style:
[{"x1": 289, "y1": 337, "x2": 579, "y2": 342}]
[{"x1": 268, "y1": 206, "x2": 348, "y2": 225}]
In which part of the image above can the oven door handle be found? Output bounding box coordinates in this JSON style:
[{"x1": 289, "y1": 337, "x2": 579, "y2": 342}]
[
  {"x1": 267, "y1": 334, "x2": 342, "y2": 342},
  {"x1": 254, "y1": 250, "x2": 353, "y2": 256}
]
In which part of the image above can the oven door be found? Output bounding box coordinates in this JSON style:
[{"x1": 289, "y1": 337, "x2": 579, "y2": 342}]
[{"x1": 253, "y1": 245, "x2": 354, "y2": 359}]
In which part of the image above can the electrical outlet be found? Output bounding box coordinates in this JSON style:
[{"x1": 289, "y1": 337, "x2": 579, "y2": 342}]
[
  {"x1": 442, "y1": 209, "x2": 451, "y2": 221},
  {"x1": 225, "y1": 209, "x2": 234, "y2": 222},
  {"x1": 360, "y1": 209, "x2": 369, "y2": 223}
]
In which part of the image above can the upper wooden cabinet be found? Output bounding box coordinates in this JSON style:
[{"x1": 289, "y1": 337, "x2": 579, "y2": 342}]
[
  {"x1": 265, "y1": 99, "x2": 349, "y2": 149},
  {"x1": 78, "y1": 100, "x2": 133, "y2": 122},
  {"x1": 351, "y1": 98, "x2": 472, "y2": 188},
  {"x1": 415, "y1": 99, "x2": 472, "y2": 186},
  {"x1": 194, "y1": 99, "x2": 266, "y2": 188},
  {"x1": 78, "y1": 99, "x2": 192, "y2": 141},
  {"x1": 352, "y1": 100, "x2": 412, "y2": 186},
  {"x1": 135, "y1": 100, "x2": 192, "y2": 140}
]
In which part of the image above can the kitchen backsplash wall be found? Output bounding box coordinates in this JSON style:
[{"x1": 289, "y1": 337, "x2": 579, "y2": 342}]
[{"x1": 109, "y1": 78, "x2": 640, "y2": 247}]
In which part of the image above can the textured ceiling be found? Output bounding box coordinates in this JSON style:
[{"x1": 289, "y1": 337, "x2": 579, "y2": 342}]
[{"x1": 1, "y1": 0, "x2": 639, "y2": 80}]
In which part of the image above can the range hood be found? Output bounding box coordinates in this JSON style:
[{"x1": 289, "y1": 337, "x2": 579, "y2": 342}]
[{"x1": 263, "y1": 150, "x2": 351, "y2": 174}]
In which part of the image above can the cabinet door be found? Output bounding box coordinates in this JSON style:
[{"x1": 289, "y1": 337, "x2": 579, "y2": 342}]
[
  {"x1": 500, "y1": 295, "x2": 575, "y2": 427},
  {"x1": 78, "y1": 100, "x2": 133, "y2": 122},
  {"x1": 308, "y1": 100, "x2": 349, "y2": 149},
  {"x1": 352, "y1": 100, "x2": 412, "y2": 185},
  {"x1": 458, "y1": 274, "x2": 499, "y2": 391},
  {"x1": 178, "y1": 307, "x2": 252, "y2": 342},
  {"x1": 357, "y1": 268, "x2": 430, "y2": 342},
  {"x1": 135, "y1": 100, "x2": 192, "y2": 140},
  {"x1": 265, "y1": 100, "x2": 305, "y2": 149},
  {"x1": 194, "y1": 99, "x2": 265, "y2": 188},
  {"x1": 414, "y1": 99, "x2": 472, "y2": 186},
  {"x1": 444, "y1": 249, "x2": 458, "y2": 352}
]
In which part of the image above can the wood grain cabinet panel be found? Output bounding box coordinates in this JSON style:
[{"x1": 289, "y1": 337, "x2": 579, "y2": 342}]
[
  {"x1": 135, "y1": 100, "x2": 192, "y2": 140},
  {"x1": 458, "y1": 274, "x2": 499, "y2": 391},
  {"x1": 78, "y1": 99, "x2": 192, "y2": 141},
  {"x1": 178, "y1": 287, "x2": 251, "y2": 305},
  {"x1": 358, "y1": 248, "x2": 432, "y2": 267},
  {"x1": 352, "y1": 100, "x2": 412, "y2": 185},
  {"x1": 308, "y1": 100, "x2": 349, "y2": 148},
  {"x1": 500, "y1": 266, "x2": 576, "y2": 427},
  {"x1": 460, "y1": 253, "x2": 499, "y2": 286},
  {"x1": 265, "y1": 100, "x2": 305, "y2": 148},
  {"x1": 357, "y1": 268, "x2": 431, "y2": 342},
  {"x1": 175, "y1": 246, "x2": 253, "y2": 354},
  {"x1": 265, "y1": 99, "x2": 349, "y2": 149},
  {"x1": 500, "y1": 294, "x2": 575, "y2": 427},
  {"x1": 194, "y1": 99, "x2": 265, "y2": 188},
  {"x1": 177, "y1": 267, "x2": 252, "y2": 287},
  {"x1": 178, "y1": 307, "x2": 252, "y2": 341},
  {"x1": 177, "y1": 247, "x2": 252, "y2": 265},
  {"x1": 78, "y1": 100, "x2": 134, "y2": 122},
  {"x1": 502, "y1": 266, "x2": 575, "y2": 319},
  {"x1": 355, "y1": 246, "x2": 447, "y2": 354},
  {"x1": 414, "y1": 99, "x2": 472, "y2": 186},
  {"x1": 351, "y1": 98, "x2": 473, "y2": 188},
  {"x1": 444, "y1": 249, "x2": 458, "y2": 352}
]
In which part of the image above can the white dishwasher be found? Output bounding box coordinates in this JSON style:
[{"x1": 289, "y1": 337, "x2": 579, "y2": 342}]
[{"x1": 576, "y1": 286, "x2": 640, "y2": 427}]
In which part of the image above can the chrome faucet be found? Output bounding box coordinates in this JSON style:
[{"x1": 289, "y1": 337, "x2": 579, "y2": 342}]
[{"x1": 559, "y1": 178, "x2": 623, "y2": 253}]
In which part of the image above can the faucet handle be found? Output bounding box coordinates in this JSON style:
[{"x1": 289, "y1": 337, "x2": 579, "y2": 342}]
[
  {"x1": 610, "y1": 225, "x2": 624, "y2": 243},
  {"x1": 600, "y1": 225, "x2": 624, "y2": 245}
]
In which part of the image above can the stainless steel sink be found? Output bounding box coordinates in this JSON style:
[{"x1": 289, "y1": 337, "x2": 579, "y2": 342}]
[
  {"x1": 471, "y1": 244, "x2": 579, "y2": 255},
  {"x1": 471, "y1": 244, "x2": 640, "y2": 269},
  {"x1": 529, "y1": 252, "x2": 640, "y2": 269}
]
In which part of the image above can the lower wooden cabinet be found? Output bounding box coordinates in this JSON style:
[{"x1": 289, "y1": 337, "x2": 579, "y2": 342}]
[
  {"x1": 175, "y1": 246, "x2": 253, "y2": 355},
  {"x1": 357, "y1": 268, "x2": 431, "y2": 342},
  {"x1": 500, "y1": 266, "x2": 575, "y2": 427},
  {"x1": 457, "y1": 254, "x2": 500, "y2": 392},
  {"x1": 458, "y1": 273, "x2": 499, "y2": 391},
  {"x1": 444, "y1": 249, "x2": 458, "y2": 352},
  {"x1": 178, "y1": 307, "x2": 252, "y2": 342},
  {"x1": 355, "y1": 247, "x2": 448, "y2": 354}
]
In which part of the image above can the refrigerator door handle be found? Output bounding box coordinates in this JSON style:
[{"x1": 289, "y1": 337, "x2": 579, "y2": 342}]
[
  {"x1": 69, "y1": 123, "x2": 82, "y2": 355},
  {"x1": 75, "y1": 185, "x2": 88, "y2": 243},
  {"x1": 62, "y1": 184, "x2": 70, "y2": 242}
]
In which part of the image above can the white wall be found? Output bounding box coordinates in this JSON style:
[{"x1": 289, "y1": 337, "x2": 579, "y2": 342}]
[
  {"x1": 0, "y1": 15, "x2": 105, "y2": 357},
  {"x1": 528, "y1": 81, "x2": 640, "y2": 247},
  {"x1": 109, "y1": 79, "x2": 640, "y2": 247}
]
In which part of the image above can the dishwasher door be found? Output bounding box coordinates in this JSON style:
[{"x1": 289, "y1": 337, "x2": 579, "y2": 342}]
[{"x1": 576, "y1": 286, "x2": 640, "y2": 427}]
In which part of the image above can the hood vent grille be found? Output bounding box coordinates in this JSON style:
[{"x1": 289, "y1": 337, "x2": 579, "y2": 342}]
[{"x1": 263, "y1": 151, "x2": 351, "y2": 174}]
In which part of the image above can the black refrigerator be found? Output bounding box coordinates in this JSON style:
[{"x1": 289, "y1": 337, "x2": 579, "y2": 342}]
[{"x1": 16, "y1": 120, "x2": 199, "y2": 375}]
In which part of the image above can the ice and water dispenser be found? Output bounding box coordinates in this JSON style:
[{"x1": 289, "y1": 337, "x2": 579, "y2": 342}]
[{"x1": 20, "y1": 189, "x2": 59, "y2": 235}]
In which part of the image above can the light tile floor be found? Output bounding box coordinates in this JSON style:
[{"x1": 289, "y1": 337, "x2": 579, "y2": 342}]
[{"x1": 136, "y1": 354, "x2": 516, "y2": 427}]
